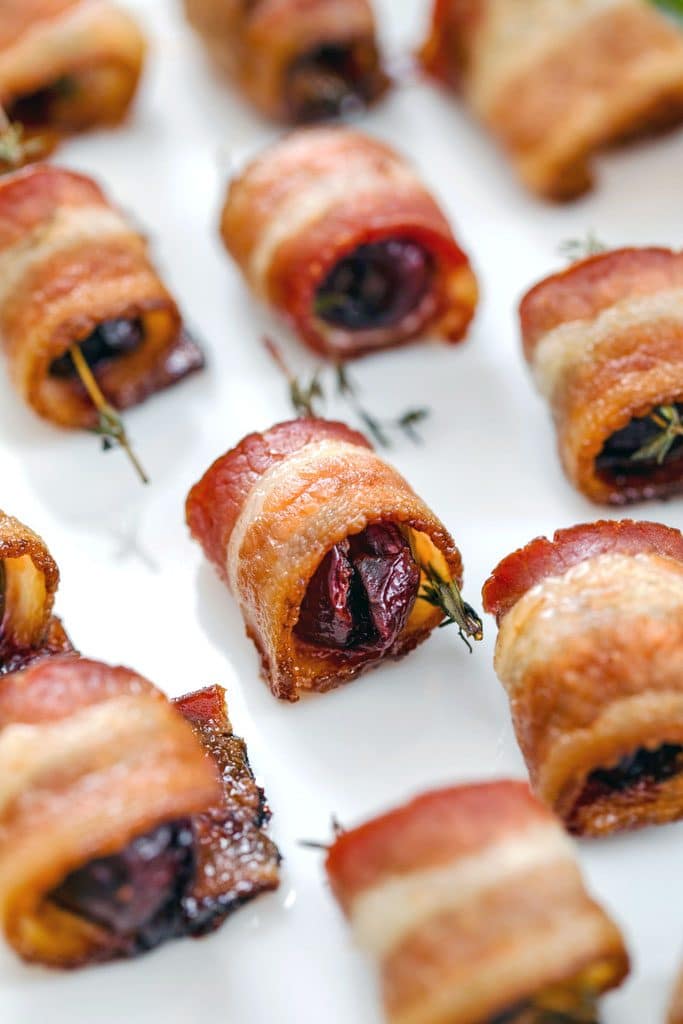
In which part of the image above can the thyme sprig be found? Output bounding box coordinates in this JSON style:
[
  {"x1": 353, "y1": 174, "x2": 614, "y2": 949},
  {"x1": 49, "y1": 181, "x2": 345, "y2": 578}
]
[
  {"x1": 631, "y1": 404, "x2": 683, "y2": 465},
  {"x1": 264, "y1": 336, "x2": 430, "y2": 447},
  {"x1": 418, "y1": 562, "x2": 483, "y2": 653},
  {"x1": 69, "y1": 344, "x2": 149, "y2": 484},
  {"x1": 299, "y1": 816, "x2": 345, "y2": 852},
  {"x1": 0, "y1": 105, "x2": 50, "y2": 173},
  {"x1": 558, "y1": 233, "x2": 607, "y2": 263},
  {"x1": 651, "y1": 0, "x2": 683, "y2": 20}
]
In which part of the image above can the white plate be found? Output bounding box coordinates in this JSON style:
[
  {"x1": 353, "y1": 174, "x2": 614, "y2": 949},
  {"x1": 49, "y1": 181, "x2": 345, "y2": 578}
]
[{"x1": 2, "y1": 1, "x2": 683, "y2": 1021}]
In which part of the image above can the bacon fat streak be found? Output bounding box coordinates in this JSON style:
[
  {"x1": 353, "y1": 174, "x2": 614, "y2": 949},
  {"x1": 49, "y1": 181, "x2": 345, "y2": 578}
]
[
  {"x1": 420, "y1": 0, "x2": 683, "y2": 199},
  {"x1": 221, "y1": 128, "x2": 478, "y2": 359},
  {"x1": 326, "y1": 781, "x2": 628, "y2": 1024},
  {"x1": 0, "y1": 659, "x2": 280, "y2": 968},
  {"x1": 0, "y1": 0, "x2": 146, "y2": 143},
  {"x1": 520, "y1": 247, "x2": 683, "y2": 504},
  {"x1": 184, "y1": 0, "x2": 388, "y2": 123},
  {"x1": 186, "y1": 417, "x2": 466, "y2": 700},
  {"x1": 483, "y1": 520, "x2": 683, "y2": 836},
  {"x1": 0, "y1": 164, "x2": 204, "y2": 429}
]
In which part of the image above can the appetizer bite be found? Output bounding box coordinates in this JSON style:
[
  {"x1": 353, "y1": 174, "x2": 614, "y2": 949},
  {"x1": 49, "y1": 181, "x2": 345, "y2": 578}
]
[
  {"x1": 0, "y1": 0, "x2": 145, "y2": 150},
  {"x1": 0, "y1": 508, "x2": 71, "y2": 674},
  {"x1": 419, "y1": 0, "x2": 683, "y2": 200},
  {"x1": 184, "y1": 0, "x2": 388, "y2": 123},
  {"x1": 520, "y1": 246, "x2": 683, "y2": 505},
  {"x1": 221, "y1": 127, "x2": 478, "y2": 360},
  {"x1": 326, "y1": 781, "x2": 629, "y2": 1023},
  {"x1": 186, "y1": 417, "x2": 482, "y2": 701},
  {"x1": 0, "y1": 659, "x2": 280, "y2": 967},
  {"x1": 483, "y1": 520, "x2": 683, "y2": 837},
  {"x1": 0, "y1": 163, "x2": 205, "y2": 480}
]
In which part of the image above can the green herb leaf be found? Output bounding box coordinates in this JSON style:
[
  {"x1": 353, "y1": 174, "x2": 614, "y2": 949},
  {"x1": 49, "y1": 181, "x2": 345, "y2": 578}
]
[
  {"x1": 631, "y1": 404, "x2": 683, "y2": 466},
  {"x1": 417, "y1": 561, "x2": 483, "y2": 653},
  {"x1": 651, "y1": 0, "x2": 683, "y2": 20},
  {"x1": 558, "y1": 232, "x2": 607, "y2": 263}
]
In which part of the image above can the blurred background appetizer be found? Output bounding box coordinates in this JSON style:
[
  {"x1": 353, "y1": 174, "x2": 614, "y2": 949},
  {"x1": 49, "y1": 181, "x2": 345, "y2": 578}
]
[
  {"x1": 186, "y1": 416, "x2": 482, "y2": 701},
  {"x1": 420, "y1": 0, "x2": 683, "y2": 200},
  {"x1": 221, "y1": 127, "x2": 477, "y2": 360},
  {"x1": 184, "y1": 0, "x2": 388, "y2": 123},
  {"x1": 0, "y1": 508, "x2": 71, "y2": 675},
  {"x1": 521, "y1": 246, "x2": 683, "y2": 505},
  {"x1": 483, "y1": 519, "x2": 683, "y2": 837},
  {"x1": 0, "y1": 658, "x2": 280, "y2": 968},
  {"x1": 0, "y1": 164, "x2": 205, "y2": 481},
  {"x1": 0, "y1": 0, "x2": 146, "y2": 160},
  {"x1": 326, "y1": 781, "x2": 629, "y2": 1024}
]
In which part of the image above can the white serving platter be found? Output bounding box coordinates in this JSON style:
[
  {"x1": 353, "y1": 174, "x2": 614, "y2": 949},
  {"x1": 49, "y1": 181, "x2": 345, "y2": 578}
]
[{"x1": 2, "y1": 1, "x2": 683, "y2": 1021}]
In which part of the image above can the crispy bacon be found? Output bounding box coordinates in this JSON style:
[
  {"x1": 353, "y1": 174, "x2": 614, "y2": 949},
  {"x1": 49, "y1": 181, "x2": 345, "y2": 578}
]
[
  {"x1": 0, "y1": 661, "x2": 280, "y2": 968},
  {"x1": 0, "y1": 508, "x2": 72, "y2": 673},
  {"x1": 186, "y1": 417, "x2": 465, "y2": 700},
  {"x1": 420, "y1": 0, "x2": 683, "y2": 199},
  {"x1": 0, "y1": 0, "x2": 145, "y2": 149},
  {"x1": 183, "y1": 0, "x2": 388, "y2": 123},
  {"x1": 221, "y1": 127, "x2": 478, "y2": 359},
  {"x1": 485, "y1": 519, "x2": 683, "y2": 836},
  {"x1": 326, "y1": 781, "x2": 628, "y2": 1024},
  {"x1": 0, "y1": 164, "x2": 204, "y2": 429},
  {"x1": 670, "y1": 967, "x2": 683, "y2": 1024},
  {"x1": 482, "y1": 519, "x2": 683, "y2": 623},
  {"x1": 519, "y1": 246, "x2": 683, "y2": 504}
]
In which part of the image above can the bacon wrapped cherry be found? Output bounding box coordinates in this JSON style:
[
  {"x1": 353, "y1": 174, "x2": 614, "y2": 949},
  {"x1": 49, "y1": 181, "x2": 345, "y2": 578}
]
[
  {"x1": 325, "y1": 781, "x2": 628, "y2": 1024},
  {"x1": 0, "y1": 659, "x2": 280, "y2": 968},
  {"x1": 184, "y1": 0, "x2": 388, "y2": 123},
  {"x1": 483, "y1": 519, "x2": 683, "y2": 837},
  {"x1": 221, "y1": 127, "x2": 478, "y2": 360},
  {"x1": 186, "y1": 417, "x2": 481, "y2": 700},
  {"x1": 520, "y1": 246, "x2": 683, "y2": 504}
]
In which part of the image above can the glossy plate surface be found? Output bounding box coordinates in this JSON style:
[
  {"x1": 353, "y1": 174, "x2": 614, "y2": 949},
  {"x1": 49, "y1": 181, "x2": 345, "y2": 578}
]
[{"x1": 1, "y1": 1, "x2": 682, "y2": 1020}]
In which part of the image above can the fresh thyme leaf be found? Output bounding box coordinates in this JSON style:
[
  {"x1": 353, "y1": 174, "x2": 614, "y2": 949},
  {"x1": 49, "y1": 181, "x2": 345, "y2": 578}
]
[
  {"x1": 651, "y1": 0, "x2": 683, "y2": 20},
  {"x1": 291, "y1": 371, "x2": 325, "y2": 418},
  {"x1": 558, "y1": 232, "x2": 607, "y2": 263},
  {"x1": 631, "y1": 404, "x2": 683, "y2": 465},
  {"x1": 417, "y1": 561, "x2": 483, "y2": 653},
  {"x1": 397, "y1": 407, "x2": 430, "y2": 443}
]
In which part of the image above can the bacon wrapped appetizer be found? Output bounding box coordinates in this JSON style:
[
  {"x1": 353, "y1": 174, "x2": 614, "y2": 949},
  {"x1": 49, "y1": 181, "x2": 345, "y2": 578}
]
[
  {"x1": 220, "y1": 127, "x2": 478, "y2": 360},
  {"x1": 0, "y1": 508, "x2": 71, "y2": 675},
  {"x1": 419, "y1": 0, "x2": 683, "y2": 200},
  {"x1": 184, "y1": 0, "x2": 388, "y2": 124},
  {"x1": 0, "y1": 658, "x2": 280, "y2": 968},
  {"x1": 0, "y1": 0, "x2": 145, "y2": 148},
  {"x1": 326, "y1": 781, "x2": 629, "y2": 1024},
  {"x1": 186, "y1": 417, "x2": 481, "y2": 701},
  {"x1": 483, "y1": 519, "x2": 683, "y2": 838},
  {"x1": 0, "y1": 163, "x2": 204, "y2": 433},
  {"x1": 520, "y1": 246, "x2": 683, "y2": 505}
]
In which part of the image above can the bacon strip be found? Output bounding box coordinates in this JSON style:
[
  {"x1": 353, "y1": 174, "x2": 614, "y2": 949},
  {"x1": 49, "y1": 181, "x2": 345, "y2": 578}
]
[
  {"x1": 0, "y1": 164, "x2": 204, "y2": 429},
  {"x1": 484, "y1": 520, "x2": 683, "y2": 836},
  {"x1": 172, "y1": 685, "x2": 281, "y2": 934},
  {"x1": 183, "y1": 0, "x2": 387, "y2": 122},
  {"x1": 0, "y1": 0, "x2": 145, "y2": 147},
  {"x1": 326, "y1": 781, "x2": 629, "y2": 1023},
  {"x1": 186, "y1": 417, "x2": 466, "y2": 700},
  {"x1": 420, "y1": 0, "x2": 683, "y2": 200},
  {"x1": 520, "y1": 247, "x2": 683, "y2": 504},
  {"x1": 0, "y1": 508, "x2": 72, "y2": 674},
  {"x1": 221, "y1": 127, "x2": 478, "y2": 359},
  {"x1": 0, "y1": 661, "x2": 280, "y2": 968}
]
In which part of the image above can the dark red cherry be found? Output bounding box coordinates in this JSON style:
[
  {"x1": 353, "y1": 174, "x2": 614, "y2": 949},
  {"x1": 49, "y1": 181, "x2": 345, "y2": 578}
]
[
  {"x1": 295, "y1": 523, "x2": 420, "y2": 654},
  {"x1": 314, "y1": 240, "x2": 434, "y2": 331},
  {"x1": 49, "y1": 318, "x2": 144, "y2": 378}
]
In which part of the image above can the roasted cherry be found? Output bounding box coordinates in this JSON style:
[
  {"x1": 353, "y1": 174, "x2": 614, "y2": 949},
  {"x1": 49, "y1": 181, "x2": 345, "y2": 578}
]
[
  {"x1": 49, "y1": 318, "x2": 144, "y2": 378},
  {"x1": 295, "y1": 522, "x2": 420, "y2": 654},
  {"x1": 314, "y1": 239, "x2": 434, "y2": 331},
  {"x1": 52, "y1": 820, "x2": 194, "y2": 950},
  {"x1": 596, "y1": 405, "x2": 683, "y2": 478},
  {"x1": 286, "y1": 41, "x2": 384, "y2": 123},
  {"x1": 582, "y1": 744, "x2": 683, "y2": 799}
]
